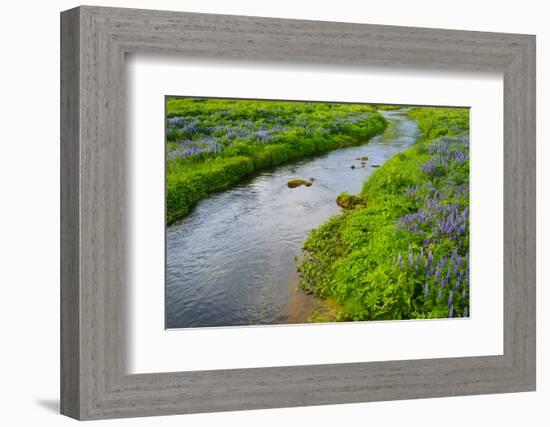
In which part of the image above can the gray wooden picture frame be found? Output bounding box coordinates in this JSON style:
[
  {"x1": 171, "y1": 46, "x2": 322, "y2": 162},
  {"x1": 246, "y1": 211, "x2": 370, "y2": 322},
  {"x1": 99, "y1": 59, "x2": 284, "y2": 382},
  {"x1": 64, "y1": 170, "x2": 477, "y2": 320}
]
[{"x1": 60, "y1": 5, "x2": 536, "y2": 420}]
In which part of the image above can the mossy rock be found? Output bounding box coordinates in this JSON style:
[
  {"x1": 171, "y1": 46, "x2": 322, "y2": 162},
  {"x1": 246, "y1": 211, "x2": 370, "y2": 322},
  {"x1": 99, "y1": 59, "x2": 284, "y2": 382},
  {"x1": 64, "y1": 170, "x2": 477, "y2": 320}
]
[
  {"x1": 287, "y1": 179, "x2": 312, "y2": 188},
  {"x1": 336, "y1": 192, "x2": 366, "y2": 209}
]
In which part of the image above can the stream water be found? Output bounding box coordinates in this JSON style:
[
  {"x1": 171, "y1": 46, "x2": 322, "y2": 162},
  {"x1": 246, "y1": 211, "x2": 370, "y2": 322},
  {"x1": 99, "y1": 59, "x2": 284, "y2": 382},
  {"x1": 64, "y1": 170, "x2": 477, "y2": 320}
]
[{"x1": 166, "y1": 110, "x2": 419, "y2": 328}]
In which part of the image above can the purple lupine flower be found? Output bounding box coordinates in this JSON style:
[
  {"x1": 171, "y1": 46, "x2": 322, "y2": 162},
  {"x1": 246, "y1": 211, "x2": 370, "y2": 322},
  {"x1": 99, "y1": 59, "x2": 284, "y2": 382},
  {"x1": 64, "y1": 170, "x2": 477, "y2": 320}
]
[
  {"x1": 388, "y1": 133, "x2": 470, "y2": 316},
  {"x1": 449, "y1": 305, "x2": 454, "y2": 318}
]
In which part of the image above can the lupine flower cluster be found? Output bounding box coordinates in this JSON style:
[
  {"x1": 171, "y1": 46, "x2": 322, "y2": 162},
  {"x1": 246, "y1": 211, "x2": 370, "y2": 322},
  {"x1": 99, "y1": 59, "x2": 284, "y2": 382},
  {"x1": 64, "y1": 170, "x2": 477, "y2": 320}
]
[
  {"x1": 167, "y1": 115, "x2": 292, "y2": 159},
  {"x1": 167, "y1": 137, "x2": 223, "y2": 160},
  {"x1": 166, "y1": 105, "x2": 381, "y2": 160},
  {"x1": 393, "y1": 135, "x2": 470, "y2": 318},
  {"x1": 330, "y1": 112, "x2": 377, "y2": 133},
  {"x1": 397, "y1": 183, "x2": 469, "y2": 250}
]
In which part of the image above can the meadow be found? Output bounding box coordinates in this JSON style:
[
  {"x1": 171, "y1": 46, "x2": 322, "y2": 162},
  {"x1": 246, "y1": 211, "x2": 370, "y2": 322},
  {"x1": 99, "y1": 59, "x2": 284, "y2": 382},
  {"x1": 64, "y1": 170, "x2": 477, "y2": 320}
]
[
  {"x1": 165, "y1": 98, "x2": 387, "y2": 224},
  {"x1": 298, "y1": 107, "x2": 470, "y2": 321}
]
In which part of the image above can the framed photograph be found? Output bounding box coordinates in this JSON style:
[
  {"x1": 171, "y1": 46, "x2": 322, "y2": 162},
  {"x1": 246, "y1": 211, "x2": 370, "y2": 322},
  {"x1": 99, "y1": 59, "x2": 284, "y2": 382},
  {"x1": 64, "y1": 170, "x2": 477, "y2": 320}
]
[{"x1": 61, "y1": 5, "x2": 536, "y2": 420}]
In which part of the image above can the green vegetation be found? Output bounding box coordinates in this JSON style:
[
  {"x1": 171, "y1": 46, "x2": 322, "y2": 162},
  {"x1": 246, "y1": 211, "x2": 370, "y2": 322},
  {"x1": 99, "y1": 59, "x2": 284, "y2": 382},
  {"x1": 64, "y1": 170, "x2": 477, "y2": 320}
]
[
  {"x1": 165, "y1": 98, "x2": 387, "y2": 224},
  {"x1": 299, "y1": 107, "x2": 470, "y2": 321},
  {"x1": 410, "y1": 106, "x2": 469, "y2": 139},
  {"x1": 375, "y1": 104, "x2": 407, "y2": 111}
]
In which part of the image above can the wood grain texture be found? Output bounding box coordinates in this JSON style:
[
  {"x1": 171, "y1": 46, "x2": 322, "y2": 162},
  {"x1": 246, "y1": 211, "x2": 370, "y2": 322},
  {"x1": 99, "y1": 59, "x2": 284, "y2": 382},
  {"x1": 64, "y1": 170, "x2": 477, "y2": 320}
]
[
  {"x1": 60, "y1": 7, "x2": 80, "y2": 419},
  {"x1": 60, "y1": 5, "x2": 536, "y2": 420}
]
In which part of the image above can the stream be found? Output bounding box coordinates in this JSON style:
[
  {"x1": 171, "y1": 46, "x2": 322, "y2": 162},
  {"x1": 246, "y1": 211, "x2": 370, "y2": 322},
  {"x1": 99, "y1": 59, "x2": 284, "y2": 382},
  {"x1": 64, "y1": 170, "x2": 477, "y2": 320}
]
[{"x1": 166, "y1": 109, "x2": 419, "y2": 328}]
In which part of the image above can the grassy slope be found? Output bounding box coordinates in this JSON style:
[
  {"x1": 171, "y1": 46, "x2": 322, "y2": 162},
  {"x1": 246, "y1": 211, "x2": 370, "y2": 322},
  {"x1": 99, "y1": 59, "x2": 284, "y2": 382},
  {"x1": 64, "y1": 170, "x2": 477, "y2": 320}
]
[
  {"x1": 299, "y1": 107, "x2": 470, "y2": 321},
  {"x1": 166, "y1": 99, "x2": 388, "y2": 224}
]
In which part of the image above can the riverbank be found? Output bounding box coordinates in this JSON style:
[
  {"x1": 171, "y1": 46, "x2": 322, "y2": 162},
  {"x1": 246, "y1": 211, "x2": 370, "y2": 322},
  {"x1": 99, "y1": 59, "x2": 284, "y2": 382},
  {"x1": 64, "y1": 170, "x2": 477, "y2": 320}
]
[
  {"x1": 298, "y1": 107, "x2": 470, "y2": 321},
  {"x1": 166, "y1": 98, "x2": 387, "y2": 224}
]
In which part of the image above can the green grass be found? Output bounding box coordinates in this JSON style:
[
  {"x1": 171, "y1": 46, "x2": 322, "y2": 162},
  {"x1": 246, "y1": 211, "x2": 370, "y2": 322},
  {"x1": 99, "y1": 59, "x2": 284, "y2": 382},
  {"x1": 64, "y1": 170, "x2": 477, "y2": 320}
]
[
  {"x1": 375, "y1": 104, "x2": 407, "y2": 111},
  {"x1": 298, "y1": 107, "x2": 470, "y2": 321},
  {"x1": 409, "y1": 106, "x2": 469, "y2": 138},
  {"x1": 165, "y1": 98, "x2": 388, "y2": 224}
]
